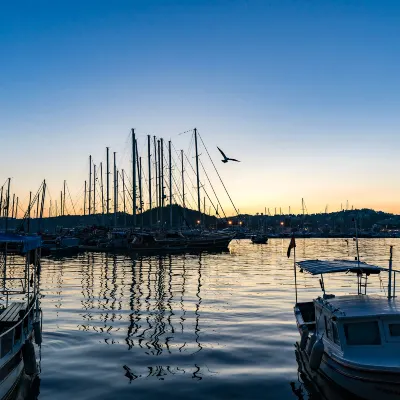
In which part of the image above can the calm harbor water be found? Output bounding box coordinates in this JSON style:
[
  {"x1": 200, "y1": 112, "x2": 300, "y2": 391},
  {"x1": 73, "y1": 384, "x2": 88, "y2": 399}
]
[{"x1": 34, "y1": 239, "x2": 399, "y2": 400}]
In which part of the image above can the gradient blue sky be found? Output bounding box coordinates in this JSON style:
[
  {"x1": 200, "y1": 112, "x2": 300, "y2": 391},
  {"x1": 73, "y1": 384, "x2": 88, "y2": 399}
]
[{"x1": 1, "y1": 0, "x2": 400, "y2": 216}]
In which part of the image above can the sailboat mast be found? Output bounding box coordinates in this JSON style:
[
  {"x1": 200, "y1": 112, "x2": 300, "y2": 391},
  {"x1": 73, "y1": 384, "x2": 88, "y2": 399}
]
[
  {"x1": 4, "y1": 178, "x2": 10, "y2": 232},
  {"x1": 36, "y1": 191, "x2": 40, "y2": 218},
  {"x1": 106, "y1": 147, "x2": 110, "y2": 217},
  {"x1": 181, "y1": 149, "x2": 185, "y2": 223},
  {"x1": 100, "y1": 162, "x2": 104, "y2": 215},
  {"x1": 139, "y1": 157, "x2": 143, "y2": 230},
  {"x1": 28, "y1": 191, "x2": 32, "y2": 233},
  {"x1": 157, "y1": 140, "x2": 161, "y2": 213},
  {"x1": 169, "y1": 140, "x2": 172, "y2": 228},
  {"x1": 113, "y1": 152, "x2": 117, "y2": 227},
  {"x1": 132, "y1": 129, "x2": 137, "y2": 226},
  {"x1": 15, "y1": 197, "x2": 18, "y2": 220},
  {"x1": 11, "y1": 194, "x2": 15, "y2": 219},
  {"x1": 161, "y1": 138, "x2": 165, "y2": 209},
  {"x1": 159, "y1": 139, "x2": 163, "y2": 228},
  {"x1": 122, "y1": 170, "x2": 126, "y2": 226},
  {"x1": 154, "y1": 136, "x2": 158, "y2": 212},
  {"x1": 194, "y1": 128, "x2": 201, "y2": 221},
  {"x1": 0, "y1": 186, "x2": 3, "y2": 220},
  {"x1": 38, "y1": 180, "x2": 46, "y2": 232},
  {"x1": 93, "y1": 164, "x2": 96, "y2": 215},
  {"x1": 203, "y1": 196, "x2": 206, "y2": 227},
  {"x1": 89, "y1": 155, "x2": 92, "y2": 215},
  {"x1": 116, "y1": 169, "x2": 119, "y2": 217},
  {"x1": 84, "y1": 180, "x2": 87, "y2": 216},
  {"x1": 63, "y1": 180, "x2": 66, "y2": 216},
  {"x1": 60, "y1": 191, "x2": 62, "y2": 217},
  {"x1": 148, "y1": 135, "x2": 152, "y2": 227}
]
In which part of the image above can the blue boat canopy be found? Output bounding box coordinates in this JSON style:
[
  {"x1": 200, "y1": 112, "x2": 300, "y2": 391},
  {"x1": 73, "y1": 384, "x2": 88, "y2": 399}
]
[
  {"x1": 296, "y1": 259, "x2": 385, "y2": 275},
  {"x1": 0, "y1": 234, "x2": 42, "y2": 252}
]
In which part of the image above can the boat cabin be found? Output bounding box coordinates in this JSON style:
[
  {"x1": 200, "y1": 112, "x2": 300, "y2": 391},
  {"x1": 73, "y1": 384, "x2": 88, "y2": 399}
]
[{"x1": 294, "y1": 259, "x2": 400, "y2": 366}]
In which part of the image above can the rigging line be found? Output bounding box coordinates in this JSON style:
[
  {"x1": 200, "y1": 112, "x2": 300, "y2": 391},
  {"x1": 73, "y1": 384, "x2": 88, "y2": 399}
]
[
  {"x1": 197, "y1": 164, "x2": 221, "y2": 217},
  {"x1": 16, "y1": 192, "x2": 31, "y2": 213},
  {"x1": 161, "y1": 152, "x2": 184, "y2": 207},
  {"x1": 178, "y1": 128, "x2": 195, "y2": 136},
  {"x1": 121, "y1": 171, "x2": 134, "y2": 205},
  {"x1": 181, "y1": 152, "x2": 210, "y2": 209},
  {"x1": 17, "y1": 181, "x2": 45, "y2": 230},
  {"x1": 166, "y1": 144, "x2": 196, "y2": 210},
  {"x1": 118, "y1": 133, "x2": 131, "y2": 170},
  {"x1": 197, "y1": 131, "x2": 239, "y2": 216},
  {"x1": 187, "y1": 133, "x2": 194, "y2": 165},
  {"x1": 170, "y1": 142, "x2": 198, "y2": 207},
  {"x1": 199, "y1": 181, "x2": 219, "y2": 218},
  {"x1": 165, "y1": 151, "x2": 195, "y2": 211},
  {"x1": 68, "y1": 182, "x2": 85, "y2": 214},
  {"x1": 170, "y1": 148, "x2": 198, "y2": 207},
  {"x1": 170, "y1": 133, "x2": 193, "y2": 172},
  {"x1": 118, "y1": 171, "x2": 134, "y2": 212},
  {"x1": 199, "y1": 158, "x2": 227, "y2": 219},
  {"x1": 0, "y1": 179, "x2": 9, "y2": 189},
  {"x1": 66, "y1": 183, "x2": 77, "y2": 215},
  {"x1": 71, "y1": 185, "x2": 86, "y2": 215}
]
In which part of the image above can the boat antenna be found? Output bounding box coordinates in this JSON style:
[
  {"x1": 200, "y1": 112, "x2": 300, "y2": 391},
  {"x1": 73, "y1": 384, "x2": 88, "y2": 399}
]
[{"x1": 353, "y1": 216, "x2": 360, "y2": 266}]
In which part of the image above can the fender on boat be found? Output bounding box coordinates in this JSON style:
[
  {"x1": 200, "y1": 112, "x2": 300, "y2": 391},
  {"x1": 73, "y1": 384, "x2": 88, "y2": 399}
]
[
  {"x1": 309, "y1": 338, "x2": 324, "y2": 371},
  {"x1": 299, "y1": 324, "x2": 309, "y2": 350},
  {"x1": 22, "y1": 340, "x2": 37, "y2": 375},
  {"x1": 33, "y1": 320, "x2": 42, "y2": 345},
  {"x1": 306, "y1": 332, "x2": 317, "y2": 355}
]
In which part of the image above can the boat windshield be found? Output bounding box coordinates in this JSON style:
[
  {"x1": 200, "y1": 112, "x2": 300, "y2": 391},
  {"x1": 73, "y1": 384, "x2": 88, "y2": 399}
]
[{"x1": 344, "y1": 321, "x2": 381, "y2": 345}]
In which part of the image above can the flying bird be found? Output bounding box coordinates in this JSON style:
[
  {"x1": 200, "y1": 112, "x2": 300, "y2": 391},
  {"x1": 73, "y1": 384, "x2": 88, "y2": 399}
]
[{"x1": 217, "y1": 147, "x2": 240, "y2": 163}]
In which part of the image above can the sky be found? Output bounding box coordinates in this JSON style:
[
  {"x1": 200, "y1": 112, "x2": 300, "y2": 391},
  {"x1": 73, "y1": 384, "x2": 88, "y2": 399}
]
[{"x1": 1, "y1": 0, "x2": 400, "y2": 217}]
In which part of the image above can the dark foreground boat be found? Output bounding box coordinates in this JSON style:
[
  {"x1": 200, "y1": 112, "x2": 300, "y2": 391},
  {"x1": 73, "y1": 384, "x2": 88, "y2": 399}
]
[{"x1": 0, "y1": 234, "x2": 42, "y2": 400}]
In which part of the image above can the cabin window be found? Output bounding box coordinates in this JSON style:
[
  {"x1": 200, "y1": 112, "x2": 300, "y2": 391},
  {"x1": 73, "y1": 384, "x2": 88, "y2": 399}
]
[
  {"x1": 344, "y1": 321, "x2": 381, "y2": 345},
  {"x1": 324, "y1": 316, "x2": 332, "y2": 340},
  {"x1": 332, "y1": 322, "x2": 340, "y2": 345},
  {"x1": 388, "y1": 324, "x2": 400, "y2": 337}
]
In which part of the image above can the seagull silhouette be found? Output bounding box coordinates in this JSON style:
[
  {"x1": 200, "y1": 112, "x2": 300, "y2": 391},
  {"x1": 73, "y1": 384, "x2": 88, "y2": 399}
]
[{"x1": 217, "y1": 147, "x2": 240, "y2": 163}]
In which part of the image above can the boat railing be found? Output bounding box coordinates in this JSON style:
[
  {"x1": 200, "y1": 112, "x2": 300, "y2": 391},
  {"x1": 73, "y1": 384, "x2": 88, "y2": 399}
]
[{"x1": 0, "y1": 297, "x2": 38, "y2": 358}]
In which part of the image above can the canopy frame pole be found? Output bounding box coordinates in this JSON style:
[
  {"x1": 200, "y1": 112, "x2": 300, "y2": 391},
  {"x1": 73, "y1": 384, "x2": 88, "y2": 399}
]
[
  {"x1": 294, "y1": 246, "x2": 298, "y2": 304},
  {"x1": 388, "y1": 245, "x2": 393, "y2": 299}
]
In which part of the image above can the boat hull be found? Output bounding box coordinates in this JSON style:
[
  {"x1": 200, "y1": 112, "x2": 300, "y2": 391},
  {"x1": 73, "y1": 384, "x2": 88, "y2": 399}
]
[
  {"x1": 1, "y1": 358, "x2": 24, "y2": 400},
  {"x1": 296, "y1": 343, "x2": 400, "y2": 400},
  {"x1": 79, "y1": 235, "x2": 233, "y2": 254}
]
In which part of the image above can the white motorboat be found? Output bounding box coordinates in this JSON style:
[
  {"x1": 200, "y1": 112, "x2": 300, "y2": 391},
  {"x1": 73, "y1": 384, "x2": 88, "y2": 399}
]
[{"x1": 294, "y1": 254, "x2": 400, "y2": 400}]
